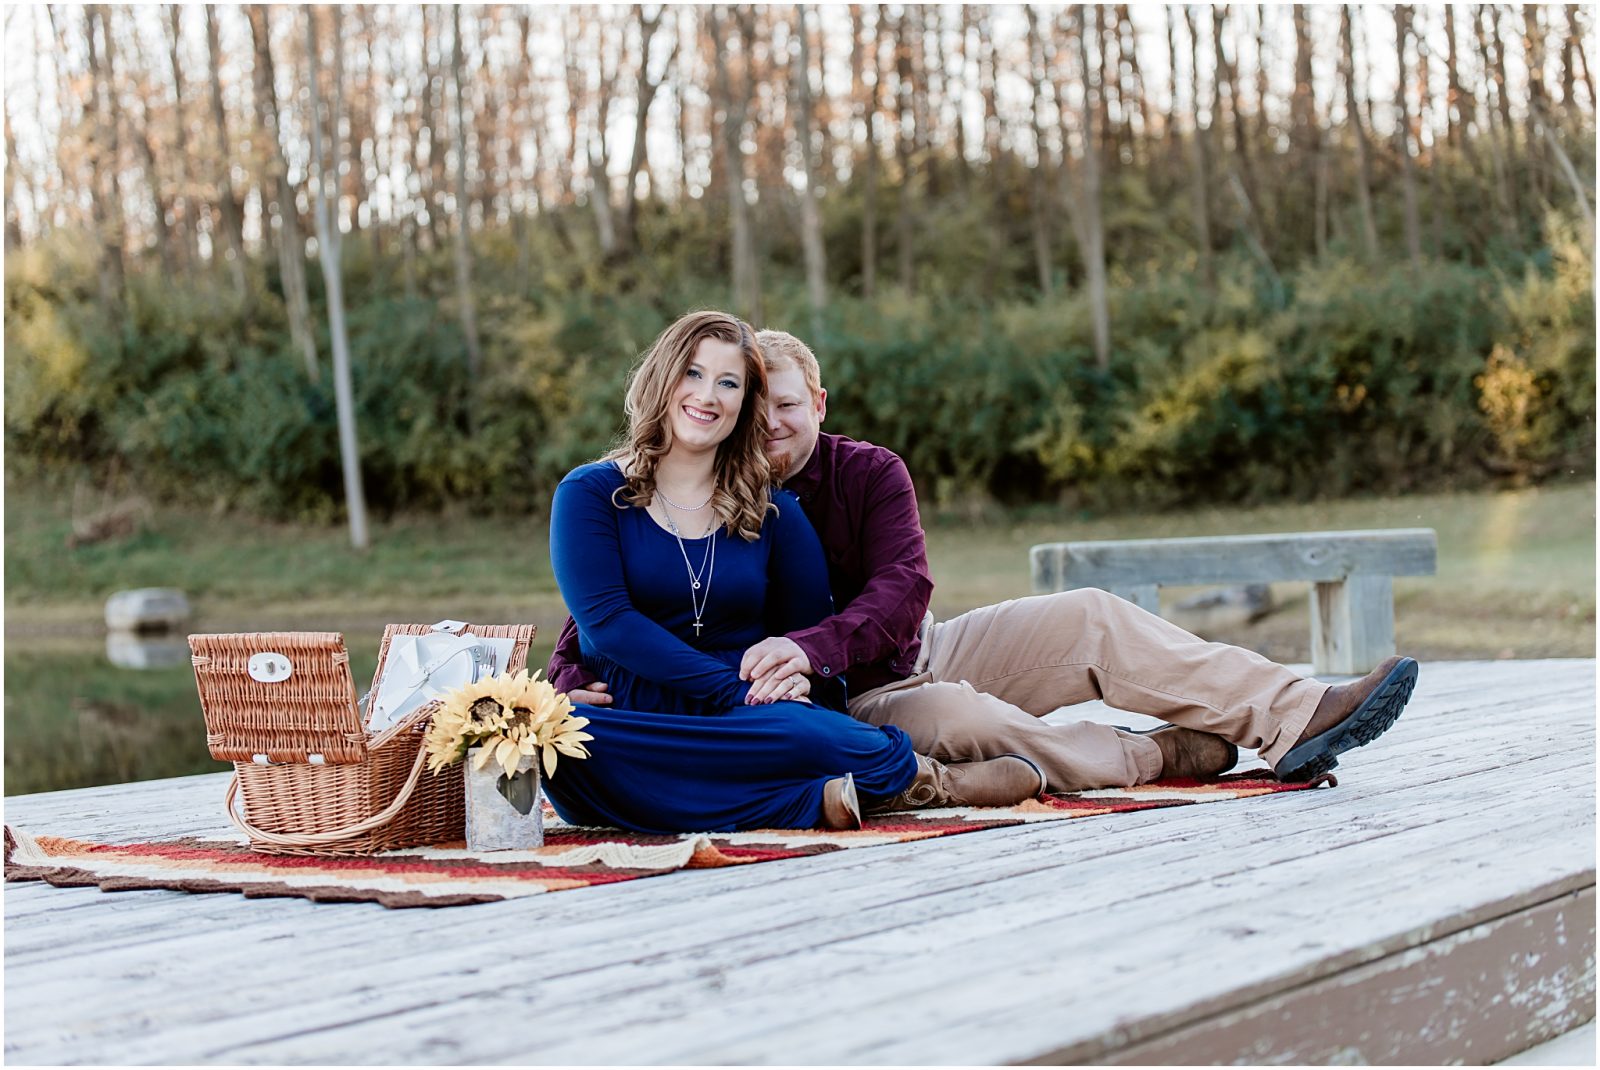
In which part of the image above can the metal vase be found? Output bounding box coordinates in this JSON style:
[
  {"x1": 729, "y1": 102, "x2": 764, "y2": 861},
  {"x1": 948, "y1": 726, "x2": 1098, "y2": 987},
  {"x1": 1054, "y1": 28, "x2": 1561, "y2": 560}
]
[{"x1": 464, "y1": 746, "x2": 544, "y2": 851}]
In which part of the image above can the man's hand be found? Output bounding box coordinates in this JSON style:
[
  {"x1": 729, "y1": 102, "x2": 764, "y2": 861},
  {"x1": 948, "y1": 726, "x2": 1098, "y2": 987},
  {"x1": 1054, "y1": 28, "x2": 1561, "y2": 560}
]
[
  {"x1": 566, "y1": 681, "x2": 613, "y2": 706},
  {"x1": 741, "y1": 637, "x2": 813, "y2": 703}
]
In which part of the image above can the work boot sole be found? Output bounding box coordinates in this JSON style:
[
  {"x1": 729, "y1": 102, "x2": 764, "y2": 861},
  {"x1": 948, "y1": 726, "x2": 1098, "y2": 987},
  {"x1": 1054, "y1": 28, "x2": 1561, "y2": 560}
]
[{"x1": 1275, "y1": 658, "x2": 1419, "y2": 783}]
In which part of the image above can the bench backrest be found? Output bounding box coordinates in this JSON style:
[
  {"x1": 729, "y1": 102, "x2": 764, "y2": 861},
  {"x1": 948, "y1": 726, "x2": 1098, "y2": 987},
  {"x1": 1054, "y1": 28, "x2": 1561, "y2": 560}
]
[{"x1": 1031, "y1": 529, "x2": 1438, "y2": 593}]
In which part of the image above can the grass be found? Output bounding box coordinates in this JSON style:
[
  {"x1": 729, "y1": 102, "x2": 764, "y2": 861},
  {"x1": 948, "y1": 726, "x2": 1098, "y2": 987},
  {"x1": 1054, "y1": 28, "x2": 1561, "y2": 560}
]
[
  {"x1": 5, "y1": 478, "x2": 1591, "y2": 795},
  {"x1": 6, "y1": 479, "x2": 1594, "y2": 659}
]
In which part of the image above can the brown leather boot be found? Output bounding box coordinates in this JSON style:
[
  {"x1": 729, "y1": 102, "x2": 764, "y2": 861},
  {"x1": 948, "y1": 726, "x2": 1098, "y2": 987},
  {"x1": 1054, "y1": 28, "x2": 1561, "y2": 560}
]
[
  {"x1": 868, "y1": 754, "x2": 1045, "y2": 814},
  {"x1": 1140, "y1": 725, "x2": 1239, "y2": 781},
  {"x1": 820, "y1": 774, "x2": 863, "y2": 830},
  {"x1": 1275, "y1": 656, "x2": 1418, "y2": 782}
]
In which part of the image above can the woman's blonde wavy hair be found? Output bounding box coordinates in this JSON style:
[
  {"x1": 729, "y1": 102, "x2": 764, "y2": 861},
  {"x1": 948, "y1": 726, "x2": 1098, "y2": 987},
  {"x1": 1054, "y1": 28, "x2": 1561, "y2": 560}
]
[{"x1": 604, "y1": 310, "x2": 773, "y2": 541}]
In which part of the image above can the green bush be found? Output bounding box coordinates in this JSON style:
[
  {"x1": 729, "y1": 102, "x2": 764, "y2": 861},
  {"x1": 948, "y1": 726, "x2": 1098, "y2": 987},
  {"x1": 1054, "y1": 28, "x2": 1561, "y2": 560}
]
[{"x1": 4, "y1": 189, "x2": 1592, "y2": 519}]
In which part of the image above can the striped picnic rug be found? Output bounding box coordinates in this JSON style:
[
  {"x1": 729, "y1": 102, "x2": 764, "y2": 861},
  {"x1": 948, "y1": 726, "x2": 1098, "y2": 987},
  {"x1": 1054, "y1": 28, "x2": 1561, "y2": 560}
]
[{"x1": 5, "y1": 772, "x2": 1329, "y2": 909}]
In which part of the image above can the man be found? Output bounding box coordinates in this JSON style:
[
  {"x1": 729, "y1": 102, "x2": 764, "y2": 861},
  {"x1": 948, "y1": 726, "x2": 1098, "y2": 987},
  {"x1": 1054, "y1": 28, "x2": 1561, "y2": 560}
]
[{"x1": 549, "y1": 330, "x2": 1417, "y2": 793}]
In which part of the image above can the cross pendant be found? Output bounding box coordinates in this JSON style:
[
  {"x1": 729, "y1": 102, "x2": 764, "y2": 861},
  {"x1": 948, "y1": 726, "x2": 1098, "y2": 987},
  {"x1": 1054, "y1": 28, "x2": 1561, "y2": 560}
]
[{"x1": 693, "y1": 620, "x2": 703, "y2": 636}]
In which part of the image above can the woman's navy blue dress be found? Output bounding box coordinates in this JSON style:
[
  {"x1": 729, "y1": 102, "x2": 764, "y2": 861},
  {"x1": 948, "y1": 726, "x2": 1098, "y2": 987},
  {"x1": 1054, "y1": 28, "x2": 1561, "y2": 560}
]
[{"x1": 543, "y1": 461, "x2": 917, "y2": 833}]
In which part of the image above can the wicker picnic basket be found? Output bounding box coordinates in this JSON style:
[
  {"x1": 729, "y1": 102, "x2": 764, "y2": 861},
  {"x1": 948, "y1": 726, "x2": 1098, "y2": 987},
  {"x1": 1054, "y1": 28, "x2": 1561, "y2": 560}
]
[{"x1": 191, "y1": 623, "x2": 537, "y2": 856}]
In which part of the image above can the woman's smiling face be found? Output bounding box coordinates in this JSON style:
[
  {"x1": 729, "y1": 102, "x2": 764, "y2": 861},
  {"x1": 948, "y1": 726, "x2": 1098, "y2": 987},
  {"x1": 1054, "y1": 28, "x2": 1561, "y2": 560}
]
[{"x1": 669, "y1": 337, "x2": 747, "y2": 453}]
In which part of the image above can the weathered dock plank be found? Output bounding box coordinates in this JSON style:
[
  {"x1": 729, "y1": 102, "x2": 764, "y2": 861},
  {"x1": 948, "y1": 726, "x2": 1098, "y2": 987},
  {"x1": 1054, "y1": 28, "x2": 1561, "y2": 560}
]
[{"x1": 4, "y1": 659, "x2": 1593, "y2": 1065}]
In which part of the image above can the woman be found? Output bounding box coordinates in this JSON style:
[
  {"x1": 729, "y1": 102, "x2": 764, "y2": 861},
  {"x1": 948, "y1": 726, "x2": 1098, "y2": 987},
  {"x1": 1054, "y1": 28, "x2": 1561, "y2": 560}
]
[{"x1": 544, "y1": 310, "x2": 1041, "y2": 833}]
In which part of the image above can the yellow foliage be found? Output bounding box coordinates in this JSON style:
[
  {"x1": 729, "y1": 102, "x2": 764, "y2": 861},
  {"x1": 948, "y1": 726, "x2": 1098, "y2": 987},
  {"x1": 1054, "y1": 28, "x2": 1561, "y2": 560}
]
[{"x1": 1475, "y1": 345, "x2": 1557, "y2": 469}]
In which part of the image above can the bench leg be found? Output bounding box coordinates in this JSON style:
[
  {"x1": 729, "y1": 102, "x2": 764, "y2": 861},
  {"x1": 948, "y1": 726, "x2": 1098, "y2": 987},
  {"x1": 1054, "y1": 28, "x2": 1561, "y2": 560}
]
[
  {"x1": 1310, "y1": 575, "x2": 1395, "y2": 676},
  {"x1": 1109, "y1": 584, "x2": 1161, "y2": 616}
]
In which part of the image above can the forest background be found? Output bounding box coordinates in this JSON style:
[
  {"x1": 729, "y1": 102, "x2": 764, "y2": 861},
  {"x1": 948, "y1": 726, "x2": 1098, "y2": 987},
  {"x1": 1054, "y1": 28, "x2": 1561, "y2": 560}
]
[{"x1": 4, "y1": 2, "x2": 1594, "y2": 536}]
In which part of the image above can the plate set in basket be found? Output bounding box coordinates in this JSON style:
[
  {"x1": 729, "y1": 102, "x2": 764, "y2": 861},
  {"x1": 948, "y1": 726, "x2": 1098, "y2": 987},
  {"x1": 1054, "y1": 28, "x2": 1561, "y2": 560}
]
[{"x1": 190, "y1": 621, "x2": 536, "y2": 855}]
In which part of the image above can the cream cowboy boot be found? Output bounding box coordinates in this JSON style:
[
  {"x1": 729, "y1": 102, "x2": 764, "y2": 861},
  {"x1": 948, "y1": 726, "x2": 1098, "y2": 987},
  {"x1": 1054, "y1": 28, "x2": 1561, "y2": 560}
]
[{"x1": 868, "y1": 754, "x2": 1044, "y2": 813}]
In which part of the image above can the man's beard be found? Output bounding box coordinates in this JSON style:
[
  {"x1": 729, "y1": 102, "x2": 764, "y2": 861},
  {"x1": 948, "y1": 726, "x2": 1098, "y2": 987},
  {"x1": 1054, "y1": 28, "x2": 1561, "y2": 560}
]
[{"x1": 766, "y1": 447, "x2": 802, "y2": 483}]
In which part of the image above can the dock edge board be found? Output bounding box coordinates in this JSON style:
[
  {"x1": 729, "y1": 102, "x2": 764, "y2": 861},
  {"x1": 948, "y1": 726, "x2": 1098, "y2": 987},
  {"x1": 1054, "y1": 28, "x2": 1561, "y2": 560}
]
[{"x1": 1023, "y1": 878, "x2": 1596, "y2": 1066}]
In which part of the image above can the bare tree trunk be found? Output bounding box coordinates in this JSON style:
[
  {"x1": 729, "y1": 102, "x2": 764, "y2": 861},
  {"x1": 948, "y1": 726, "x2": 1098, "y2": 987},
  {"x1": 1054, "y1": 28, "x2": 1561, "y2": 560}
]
[
  {"x1": 305, "y1": 6, "x2": 369, "y2": 551},
  {"x1": 1486, "y1": 6, "x2": 1517, "y2": 169},
  {"x1": 128, "y1": 85, "x2": 175, "y2": 277},
  {"x1": 1075, "y1": 5, "x2": 1110, "y2": 369},
  {"x1": 1025, "y1": 5, "x2": 1054, "y2": 296},
  {"x1": 1415, "y1": 8, "x2": 1446, "y2": 256},
  {"x1": 1522, "y1": 6, "x2": 1551, "y2": 204},
  {"x1": 1164, "y1": 6, "x2": 1182, "y2": 167},
  {"x1": 1444, "y1": 5, "x2": 1463, "y2": 147},
  {"x1": 362, "y1": 7, "x2": 384, "y2": 250},
  {"x1": 953, "y1": 6, "x2": 972, "y2": 180},
  {"x1": 85, "y1": 6, "x2": 127, "y2": 310},
  {"x1": 472, "y1": 9, "x2": 497, "y2": 227},
  {"x1": 511, "y1": 9, "x2": 536, "y2": 278},
  {"x1": 1568, "y1": 6, "x2": 1595, "y2": 109},
  {"x1": 893, "y1": 8, "x2": 916, "y2": 293},
  {"x1": 1393, "y1": 6, "x2": 1423, "y2": 266},
  {"x1": 586, "y1": 17, "x2": 618, "y2": 258},
  {"x1": 1443, "y1": 5, "x2": 1485, "y2": 182},
  {"x1": 979, "y1": 7, "x2": 1005, "y2": 297},
  {"x1": 1475, "y1": 4, "x2": 1520, "y2": 244},
  {"x1": 450, "y1": 6, "x2": 484, "y2": 381},
  {"x1": 793, "y1": 4, "x2": 828, "y2": 337},
  {"x1": 675, "y1": 11, "x2": 693, "y2": 201},
  {"x1": 1292, "y1": 5, "x2": 1322, "y2": 256},
  {"x1": 247, "y1": 5, "x2": 319, "y2": 383},
  {"x1": 1213, "y1": 6, "x2": 1258, "y2": 217},
  {"x1": 922, "y1": 5, "x2": 946, "y2": 195},
  {"x1": 1184, "y1": 5, "x2": 1215, "y2": 289},
  {"x1": 204, "y1": 5, "x2": 249, "y2": 303},
  {"x1": 1531, "y1": 101, "x2": 1596, "y2": 254},
  {"x1": 853, "y1": 5, "x2": 879, "y2": 299},
  {"x1": 1253, "y1": 4, "x2": 1270, "y2": 157},
  {"x1": 41, "y1": 7, "x2": 79, "y2": 233},
  {"x1": 908, "y1": 5, "x2": 931, "y2": 191},
  {"x1": 164, "y1": 4, "x2": 199, "y2": 270},
  {"x1": 4, "y1": 98, "x2": 23, "y2": 251},
  {"x1": 710, "y1": 6, "x2": 761, "y2": 322},
  {"x1": 1118, "y1": 5, "x2": 1150, "y2": 166},
  {"x1": 345, "y1": 9, "x2": 371, "y2": 235},
  {"x1": 1341, "y1": 5, "x2": 1380, "y2": 262},
  {"x1": 979, "y1": 6, "x2": 1001, "y2": 165},
  {"x1": 408, "y1": 8, "x2": 431, "y2": 251},
  {"x1": 1094, "y1": 5, "x2": 1115, "y2": 162},
  {"x1": 116, "y1": 9, "x2": 177, "y2": 277},
  {"x1": 429, "y1": 7, "x2": 451, "y2": 249},
  {"x1": 621, "y1": 7, "x2": 671, "y2": 253}
]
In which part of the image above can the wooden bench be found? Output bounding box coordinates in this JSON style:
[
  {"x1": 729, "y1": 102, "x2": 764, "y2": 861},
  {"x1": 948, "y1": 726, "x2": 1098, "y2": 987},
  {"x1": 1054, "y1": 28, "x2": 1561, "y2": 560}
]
[{"x1": 1030, "y1": 528, "x2": 1438, "y2": 675}]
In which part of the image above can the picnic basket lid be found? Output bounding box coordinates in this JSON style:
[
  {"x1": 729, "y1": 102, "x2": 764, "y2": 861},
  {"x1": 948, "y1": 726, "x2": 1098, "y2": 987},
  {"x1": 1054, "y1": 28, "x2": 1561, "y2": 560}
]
[
  {"x1": 190, "y1": 632, "x2": 365, "y2": 764},
  {"x1": 367, "y1": 622, "x2": 538, "y2": 702}
]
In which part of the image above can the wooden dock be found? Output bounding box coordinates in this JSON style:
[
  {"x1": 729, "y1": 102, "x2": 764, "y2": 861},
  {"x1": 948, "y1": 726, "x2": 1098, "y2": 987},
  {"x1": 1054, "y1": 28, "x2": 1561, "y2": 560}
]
[{"x1": 5, "y1": 659, "x2": 1594, "y2": 1064}]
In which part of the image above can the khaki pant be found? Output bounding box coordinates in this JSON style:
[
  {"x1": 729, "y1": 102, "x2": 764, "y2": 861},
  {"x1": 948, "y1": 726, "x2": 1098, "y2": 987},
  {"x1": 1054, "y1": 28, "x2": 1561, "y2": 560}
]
[{"x1": 849, "y1": 589, "x2": 1326, "y2": 792}]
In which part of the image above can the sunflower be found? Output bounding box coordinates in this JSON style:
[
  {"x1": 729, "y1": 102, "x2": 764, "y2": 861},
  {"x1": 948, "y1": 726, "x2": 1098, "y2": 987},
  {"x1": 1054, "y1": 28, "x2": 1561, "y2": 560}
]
[{"x1": 423, "y1": 669, "x2": 593, "y2": 777}]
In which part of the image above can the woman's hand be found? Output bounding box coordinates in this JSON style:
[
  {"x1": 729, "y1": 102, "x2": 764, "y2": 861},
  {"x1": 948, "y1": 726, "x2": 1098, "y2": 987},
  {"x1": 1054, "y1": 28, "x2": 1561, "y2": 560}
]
[{"x1": 749, "y1": 672, "x2": 810, "y2": 705}]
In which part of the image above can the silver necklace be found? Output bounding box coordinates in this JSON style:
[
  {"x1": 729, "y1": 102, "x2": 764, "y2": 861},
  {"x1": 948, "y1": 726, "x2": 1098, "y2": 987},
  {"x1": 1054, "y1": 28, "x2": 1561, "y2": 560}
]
[
  {"x1": 658, "y1": 503, "x2": 716, "y2": 637},
  {"x1": 656, "y1": 487, "x2": 713, "y2": 512}
]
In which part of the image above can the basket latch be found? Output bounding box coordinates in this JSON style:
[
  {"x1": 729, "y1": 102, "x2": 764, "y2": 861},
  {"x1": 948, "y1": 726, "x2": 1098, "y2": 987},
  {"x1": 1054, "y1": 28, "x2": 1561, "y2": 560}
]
[{"x1": 247, "y1": 652, "x2": 294, "y2": 683}]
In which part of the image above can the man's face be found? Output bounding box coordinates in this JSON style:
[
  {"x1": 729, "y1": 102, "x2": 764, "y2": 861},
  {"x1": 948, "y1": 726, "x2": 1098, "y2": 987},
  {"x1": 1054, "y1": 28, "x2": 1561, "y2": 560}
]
[{"x1": 763, "y1": 362, "x2": 826, "y2": 481}]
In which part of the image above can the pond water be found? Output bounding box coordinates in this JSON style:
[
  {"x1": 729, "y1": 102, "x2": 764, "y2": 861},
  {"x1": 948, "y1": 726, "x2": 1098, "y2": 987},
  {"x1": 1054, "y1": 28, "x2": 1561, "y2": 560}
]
[{"x1": 4, "y1": 631, "x2": 557, "y2": 796}]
